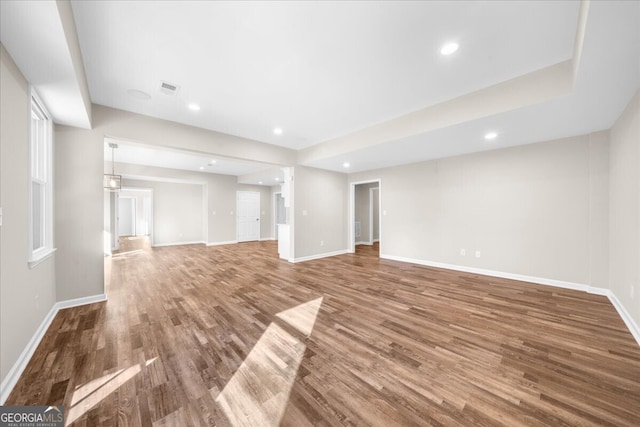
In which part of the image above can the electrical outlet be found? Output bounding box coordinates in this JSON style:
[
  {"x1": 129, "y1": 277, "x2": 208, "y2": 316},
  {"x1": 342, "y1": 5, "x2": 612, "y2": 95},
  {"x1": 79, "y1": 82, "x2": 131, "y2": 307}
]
[
  {"x1": 631, "y1": 285, "x2": 635, "y2": 300},
  {"x1": 383, "y1": 210, "x2": 387, "y2": 216},
  {"x1": 475, "y1": 250, "x2": 481, "y2": 258},
  {"x1": 320, "y1": 240, "x2": 324, "y2": 247},
  {"x1": 460, "y1": 249, "x2": 466, "y2": 256},
  {"x1": 212, "y1": 210, "x2": 216, "y2": 215},
  {"x1": 302, "y1": 210, "x2": 308, "y2": 216}
]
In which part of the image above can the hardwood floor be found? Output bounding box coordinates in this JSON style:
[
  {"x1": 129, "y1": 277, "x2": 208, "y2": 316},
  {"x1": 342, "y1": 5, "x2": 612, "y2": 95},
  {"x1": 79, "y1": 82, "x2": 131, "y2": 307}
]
[{"x1": 6, "y1": 240, "x2": 640, "y2": 426}]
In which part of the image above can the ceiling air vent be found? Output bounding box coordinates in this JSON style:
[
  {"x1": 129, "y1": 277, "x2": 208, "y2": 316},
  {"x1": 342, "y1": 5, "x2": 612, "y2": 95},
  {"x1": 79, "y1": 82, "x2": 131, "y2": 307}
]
[{"x1": 159, "y1": 80, "x2": 180, "y2": 96}]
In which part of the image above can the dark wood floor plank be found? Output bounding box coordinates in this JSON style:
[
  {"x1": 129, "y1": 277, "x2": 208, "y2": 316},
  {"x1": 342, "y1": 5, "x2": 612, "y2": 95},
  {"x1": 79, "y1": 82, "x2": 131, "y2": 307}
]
[{"x1": 5, "y1": 237, "x2": 640, "y2": 426}]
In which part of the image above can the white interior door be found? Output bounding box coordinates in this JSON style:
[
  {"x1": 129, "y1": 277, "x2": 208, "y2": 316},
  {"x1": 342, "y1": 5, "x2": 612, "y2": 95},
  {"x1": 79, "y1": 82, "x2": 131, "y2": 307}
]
[
  {"x1": 118, "y1": 197, "x2": 135, "y2": 237},
  {"x1": 237, "y1": 191, "x2": 260, "y2": 242}
]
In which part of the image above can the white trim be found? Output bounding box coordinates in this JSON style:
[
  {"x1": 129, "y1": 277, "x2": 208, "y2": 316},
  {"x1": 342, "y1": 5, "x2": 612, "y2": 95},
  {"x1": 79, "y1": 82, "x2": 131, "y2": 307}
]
[
  {"x1": 380, "y1": 254, "x2": 640, "y2": 348},
  {"x1": 355, "y1": 241, "x2": 373, "y2": 246},
  {"x1": 291, "y1": 249, "x2": 348, "y2": 263},
  {"x1": 206, "y1": 240, "x2": 238, "y2": 247},
  {"x1": 0, "y1": 293, "x2": 107, "y2": 404},
  {"x1": 608, "y1": 291, "x2": 640, "y2": 347},
  {"x1": 56, "y1": 293, "x2": 107, "y2": 310},
  {"x1": 27, "y1": 247, "x2": 56, "y2": 269},
  {"x1": 381, "y1": 254, "x2": 593, "y2": 292},
  {"x1": 259, "y1": 237, "x2": 275, "y2": 241},
  {"x1": 152, "y1": 240, "x2": 205, "y2": 248}
]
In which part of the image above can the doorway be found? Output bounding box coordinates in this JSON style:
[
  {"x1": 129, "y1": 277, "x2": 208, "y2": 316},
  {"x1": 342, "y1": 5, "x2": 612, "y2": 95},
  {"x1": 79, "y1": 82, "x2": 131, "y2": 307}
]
[
  {"x1": 118, "y1": 197, "x2": 136, "y2": 237},
  {"x1": 350, "y1": 180, "x2": 381, "y2": 255},
  {"x1": 237, "y1": 191, "x2": 261, "y2": 242}
]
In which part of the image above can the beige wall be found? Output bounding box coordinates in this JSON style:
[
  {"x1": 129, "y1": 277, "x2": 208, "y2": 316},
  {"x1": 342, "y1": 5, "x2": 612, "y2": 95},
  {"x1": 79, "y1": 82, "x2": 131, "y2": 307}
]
[
  {"x1": 55, "y1": 124, "x2": 105, "y2": 301},
  {"x1": 113, "y1": 162, "x2": 273, "y2": 245},
  {"x1": 123, "y1": 179, "x2": 204, "y2": 246},
  {"x1": 609, "y1": 90, "x2": 640, "y2": 327},
  {"x1": 349, "y1": 132, "x2": 610, "y2": 287},
  {"x1": 294, "y1": 166, "x2": 348, "y2": 259},
  {"x1": 0, "y1": 45, "x2": 56, "y2": 387}
]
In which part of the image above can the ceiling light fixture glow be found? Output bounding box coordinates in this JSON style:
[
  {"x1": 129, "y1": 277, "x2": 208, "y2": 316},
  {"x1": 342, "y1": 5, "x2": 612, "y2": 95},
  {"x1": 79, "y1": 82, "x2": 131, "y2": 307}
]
[
  {"x1": 199, "y1": 166, "x2": 205, "y2": 170},
  {"x1": 440, "y1": 42, "x2": 459, "y2": 56},
  {"x1": 275, "y1": 177, "x2": 280, "y2": 181},
  {"x1": 188, "y1": 103, "x2": 200, "y2": 111},
  {"x1": 484, "y1": 132, "x2": 498, "y2": 140},
  {"x1": 273, "y1": 127, "x2": 283, "y2": 135},
  {"x1": 343, "y1": 162, "x2": 350, "y2": 168},
  {"x1": 258, "y1": 181, "x2": 263, "y2": 185}
]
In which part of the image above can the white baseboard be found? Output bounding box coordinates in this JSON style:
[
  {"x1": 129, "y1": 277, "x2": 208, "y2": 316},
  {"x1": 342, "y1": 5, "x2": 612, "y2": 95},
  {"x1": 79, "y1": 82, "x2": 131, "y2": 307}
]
[
  {"x1": 206, "y1": 240, "x2": 238, "y2": 247},
  {"x1": 259, "y1": 237, "x2": 275, "y2": 241},
  {"x1": 380, "y1": 254, "x2": 594, "y2": 292},
  {"x1": 607, "y1": 291, "x2": 640, "y2": 347},
  {"x1": 56, "y1": 293, "x2": 107, "y2": 310},
  {"x1": 291, "y1": 249, "x2": 348, "y2": 263},
  {"x1": 0, "y1": 293, "x2": 107, "y2": 404},
  {"x1": 152, "y1": 240, "x2": 205, "y2": 248},
  {"x1": 380, "y1": 254, "x2": 640, "y2": 348}
]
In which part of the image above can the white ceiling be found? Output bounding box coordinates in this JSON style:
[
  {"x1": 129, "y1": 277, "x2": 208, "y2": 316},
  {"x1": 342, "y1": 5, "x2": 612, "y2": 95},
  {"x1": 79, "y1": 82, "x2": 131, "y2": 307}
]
[
  {"x1": 2, "y1": 1, "x2": 639, "y2": 177},
  {"x1": 71, "y1": 0, "x2": 580, "y2": 150}
]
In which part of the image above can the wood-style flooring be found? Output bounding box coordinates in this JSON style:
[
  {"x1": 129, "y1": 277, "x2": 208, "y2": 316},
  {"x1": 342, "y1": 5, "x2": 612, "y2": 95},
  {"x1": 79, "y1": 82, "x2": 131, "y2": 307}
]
[{"x1": 6, "y1": 238, "x2": 640, "y2": 426}]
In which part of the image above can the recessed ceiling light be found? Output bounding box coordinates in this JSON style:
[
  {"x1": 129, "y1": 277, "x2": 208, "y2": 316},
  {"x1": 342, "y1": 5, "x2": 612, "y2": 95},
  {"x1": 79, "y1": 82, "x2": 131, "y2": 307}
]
[
  {"x1": 210, "y1": 159, "x2": 216, "y2": 164},
  {"x1": 484, "y1": 132, "x2": 498, "y2": 140},
  {"x1": 275, "y1": 177, "x2": 280, "y2": 181},
  {"x1": 343, "y1": 162, "x2": 350, "y2": 168},
  {"x1": 188, "y1": 103, "x2": 200, "y2": 111},
  {"x1": 440, "y1": 42, "x2": 459, "y2": 56},
  {"x1": 127, "y1": 89, "x2": 151, "y2": 100},
  {"x1": 199, "y1": 166, "x2": 205, "y2": 170},
  {"x1": 273, "y1": 127, "x2": 283, "y2": 135},
  {"x1": 258, "y1": 181, "x2": 263, "y2": 185}
]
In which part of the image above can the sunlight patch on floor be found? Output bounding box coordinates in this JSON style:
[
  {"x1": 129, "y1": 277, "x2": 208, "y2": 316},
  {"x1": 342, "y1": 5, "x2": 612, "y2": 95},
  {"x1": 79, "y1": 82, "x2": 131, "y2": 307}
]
[
  {"x1": 66, "y1": 357, "x2": 157, "y2": 425},
  {"x1": 215, "y1": 297, "x2": 323, "y2": 427}
]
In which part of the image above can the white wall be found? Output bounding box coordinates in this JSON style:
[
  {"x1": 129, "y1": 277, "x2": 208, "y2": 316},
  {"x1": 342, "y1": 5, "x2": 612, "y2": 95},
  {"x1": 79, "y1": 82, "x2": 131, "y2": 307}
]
[
  {"x1": 349, "y1": 132, "x2": 610, "y2": 287},
  {"x1": 294, "y1": 166, "x2": 348, "y2": 259},
  {"x1": 0, "y1": 44, "x2": 56, "y2": 389},
  {"x1": 609, "y1": 90, "x2": 640, "y2": 327}
]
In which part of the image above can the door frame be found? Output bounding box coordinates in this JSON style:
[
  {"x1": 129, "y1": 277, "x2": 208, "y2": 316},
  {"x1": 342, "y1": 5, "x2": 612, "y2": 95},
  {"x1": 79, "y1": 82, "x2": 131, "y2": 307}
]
[{"x1": 348, "y1": 179, "x2": 381, "y2": 253}]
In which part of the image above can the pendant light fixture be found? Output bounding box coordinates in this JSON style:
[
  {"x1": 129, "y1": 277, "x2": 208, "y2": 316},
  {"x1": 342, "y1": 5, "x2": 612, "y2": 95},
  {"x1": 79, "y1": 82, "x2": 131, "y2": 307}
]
[{"x1": 103, "y1": 142, "x2": 122, "y2": 191}]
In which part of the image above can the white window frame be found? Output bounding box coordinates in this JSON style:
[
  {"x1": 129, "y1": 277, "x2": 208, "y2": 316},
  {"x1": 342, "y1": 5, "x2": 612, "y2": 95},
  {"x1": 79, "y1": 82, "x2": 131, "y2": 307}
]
[{"x1": 28, "y1": 90, "x2": 55, "y2": 268}]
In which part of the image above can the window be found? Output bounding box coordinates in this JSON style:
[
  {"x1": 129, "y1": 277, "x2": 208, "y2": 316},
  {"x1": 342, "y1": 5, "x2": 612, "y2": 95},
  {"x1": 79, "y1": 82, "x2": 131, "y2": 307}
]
[{"x1": 29, "y1": 91, "x2": 54, "y2": 266}]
